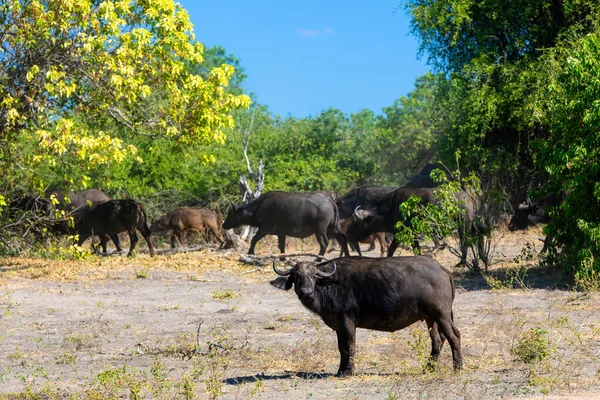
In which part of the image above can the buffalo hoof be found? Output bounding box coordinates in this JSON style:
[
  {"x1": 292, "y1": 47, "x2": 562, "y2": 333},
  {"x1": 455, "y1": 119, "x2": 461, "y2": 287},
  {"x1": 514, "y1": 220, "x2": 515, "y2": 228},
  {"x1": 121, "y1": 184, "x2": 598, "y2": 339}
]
[
  {"x1": 424, "y1": 359, "x2": 438, "y2": 373},
  {"x1": 336, "y1": 368, "x2": 354, "y2": 377}
]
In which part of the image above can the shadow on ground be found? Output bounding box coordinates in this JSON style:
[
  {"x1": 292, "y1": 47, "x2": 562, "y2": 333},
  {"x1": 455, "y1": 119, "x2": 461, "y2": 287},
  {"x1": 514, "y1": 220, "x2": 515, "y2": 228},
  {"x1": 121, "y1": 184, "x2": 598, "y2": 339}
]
[
  {"x1": 453, "y1": 262, "x2": 571, "y2": 292},
  {"x1": 224, "y1": 372, "x2": 334, "y2": 385}
]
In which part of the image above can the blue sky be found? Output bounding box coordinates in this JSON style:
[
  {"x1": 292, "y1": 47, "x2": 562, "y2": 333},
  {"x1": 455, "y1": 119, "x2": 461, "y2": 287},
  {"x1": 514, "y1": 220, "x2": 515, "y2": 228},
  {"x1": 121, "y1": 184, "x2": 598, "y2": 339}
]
[{"x1": 177, "y1": 1, "x2": 430, "y2": 118}]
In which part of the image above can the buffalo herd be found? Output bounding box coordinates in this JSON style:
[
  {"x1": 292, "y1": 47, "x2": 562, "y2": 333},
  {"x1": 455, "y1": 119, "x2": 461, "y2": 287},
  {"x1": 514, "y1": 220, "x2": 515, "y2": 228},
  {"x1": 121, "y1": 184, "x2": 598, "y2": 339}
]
[{"x1": 5, "y1": 168, "x2": 561, "y2": 376}]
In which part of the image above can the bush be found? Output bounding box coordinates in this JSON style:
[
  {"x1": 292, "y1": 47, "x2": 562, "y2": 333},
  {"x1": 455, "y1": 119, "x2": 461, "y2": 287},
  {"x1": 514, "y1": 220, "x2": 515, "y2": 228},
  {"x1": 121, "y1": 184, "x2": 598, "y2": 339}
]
[{"x1": 513, "y1": 327, "x2": 553, "y2": 364}]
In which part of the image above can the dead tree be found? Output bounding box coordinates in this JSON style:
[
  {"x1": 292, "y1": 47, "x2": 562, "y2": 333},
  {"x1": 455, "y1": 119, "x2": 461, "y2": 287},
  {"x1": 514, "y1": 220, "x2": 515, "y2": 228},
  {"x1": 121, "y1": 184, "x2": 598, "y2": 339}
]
[{"x1": 225, "y1": 109, "x2": 265, "y2": 246}]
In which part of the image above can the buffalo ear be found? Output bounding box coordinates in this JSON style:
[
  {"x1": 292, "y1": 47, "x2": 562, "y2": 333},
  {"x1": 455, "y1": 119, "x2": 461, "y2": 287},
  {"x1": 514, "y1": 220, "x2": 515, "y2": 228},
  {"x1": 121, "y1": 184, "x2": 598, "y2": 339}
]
[{"x1": 270, "y1": 277, "x2": 293, "y2": 291}]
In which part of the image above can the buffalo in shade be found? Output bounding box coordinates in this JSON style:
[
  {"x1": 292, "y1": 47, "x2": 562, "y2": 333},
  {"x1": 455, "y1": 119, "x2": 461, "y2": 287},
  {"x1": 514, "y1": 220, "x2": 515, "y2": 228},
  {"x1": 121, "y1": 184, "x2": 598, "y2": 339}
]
[
  {"x1": 223, "y1": 191, "x2": 350, "y2": 257},
  {"x1": 47, "y1": 189, "x2": 111, "y2": 212},
  {"x1": 508, "y1": 192, "x2": 565, "y2": 253},
  {"x1": 350, "y1": 186, "x2": 486, "y2": 268},
  {"x1": 76, "y1": 199, "x2": 155, "y2": 257},
  {"x1": 271, "y1": 255, "x2": 462, "y2": 376},
  {"x1": 336, "y1": 185, "x2": 397, "y2": 219},
  {"x1": 405, "y1": 163, "x2": 452, "y2": 188},
  {"x1": 47, "y1": 189, "x2": 121, "y2": 249}
]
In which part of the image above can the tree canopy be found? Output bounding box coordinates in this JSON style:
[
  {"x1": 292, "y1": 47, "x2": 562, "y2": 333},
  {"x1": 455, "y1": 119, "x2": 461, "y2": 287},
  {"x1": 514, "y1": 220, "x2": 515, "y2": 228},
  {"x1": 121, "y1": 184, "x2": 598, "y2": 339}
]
[{"x1": 0, "y1": 0, "x2": 250, "y2": 191}]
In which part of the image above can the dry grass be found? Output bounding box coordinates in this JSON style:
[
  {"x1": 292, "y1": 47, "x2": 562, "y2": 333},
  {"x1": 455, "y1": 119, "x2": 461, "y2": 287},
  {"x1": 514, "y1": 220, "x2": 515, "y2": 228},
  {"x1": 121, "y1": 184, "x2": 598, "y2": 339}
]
[{"x1": 0, "y1": 231, "x2": 599, "y2": 399}]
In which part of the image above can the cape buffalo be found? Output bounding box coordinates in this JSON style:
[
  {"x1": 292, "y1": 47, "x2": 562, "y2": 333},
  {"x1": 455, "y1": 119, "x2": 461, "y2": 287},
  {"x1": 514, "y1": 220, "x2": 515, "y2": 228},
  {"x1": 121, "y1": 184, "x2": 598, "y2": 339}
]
[
  {"x1": 76, "y1": 199, "x2": 155, "y2": 257},
  {"x1": 223, "y1": 191, "x2": 349, "y2": 256},
  {"x1": 46, "y1": 189, "x2": 121, "y2": 250},
  {"x1": 336, "y1": 186, "x2": 397, "y2": 219},
  {"x1": 151, "y1": 207, "x2": 224, "y2": 248},
  {"x1": 338, "y1": 216, "x2": 388, "y2": 257},
  {"x1": 271, "y1": 255, "x2": 462, "y2": 376},
  {"x1": 405, "y1": 163, "x2": 452, "y2": 188},
  {"x1": 508, "y1": 192, "x2": 564, "y2": 253},
  {"x1": 350, "y1": 187, "x2": 485, "y2": 268},
  {"x1": 47, "y1": 189, "x2": 110, "y2": 212}
]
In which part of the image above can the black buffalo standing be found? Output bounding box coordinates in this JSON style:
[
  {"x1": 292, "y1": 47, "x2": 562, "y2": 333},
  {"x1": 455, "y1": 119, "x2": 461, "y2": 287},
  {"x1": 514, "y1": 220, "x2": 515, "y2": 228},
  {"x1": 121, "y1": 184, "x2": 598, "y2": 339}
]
[
  {"x1": 48, "y1": 189, "x2": 123, "y2": 250},
  {"x1": 271, "y1": 255, "x2": 462, "y2": 376},
  {"x1": 223, "y1": 191, "x2": 350, "y2": 256},
  {"x1": 336, "y1": 185, "x2": 397, "y2": 219},
  {"x1": 336, "y1": 186, "x2": 397, "y2": 254},
  {"x1": 76, "y1": 199, "x2": 155, "y2": 257},
  {"x1": 350, "y1": 187, "x2": 485, "y2": 268}
]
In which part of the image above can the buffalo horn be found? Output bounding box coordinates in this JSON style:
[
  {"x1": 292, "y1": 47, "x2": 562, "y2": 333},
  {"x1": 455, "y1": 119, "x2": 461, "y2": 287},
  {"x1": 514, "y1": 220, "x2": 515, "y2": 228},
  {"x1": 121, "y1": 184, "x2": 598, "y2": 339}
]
[
  {"x1": 315, "y1": 261, "x2": 337, "y2": 278},
  {"x1": 272, "y1": 259, "x2": 292, "y2": 276},
  {"x1": 353, "y1": 205, "x2": 364, "y2": 220},
  {"x1": 518, "y1": 202, "x2": 532, "y2": 210}
]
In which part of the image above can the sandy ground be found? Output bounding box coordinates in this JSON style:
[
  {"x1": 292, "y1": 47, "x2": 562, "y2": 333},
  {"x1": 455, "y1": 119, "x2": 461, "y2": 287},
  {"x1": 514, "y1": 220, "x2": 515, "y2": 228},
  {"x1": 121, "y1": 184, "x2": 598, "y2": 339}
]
[{"x1": 0, "y1": 228, "x2": 599, "y2": 399}]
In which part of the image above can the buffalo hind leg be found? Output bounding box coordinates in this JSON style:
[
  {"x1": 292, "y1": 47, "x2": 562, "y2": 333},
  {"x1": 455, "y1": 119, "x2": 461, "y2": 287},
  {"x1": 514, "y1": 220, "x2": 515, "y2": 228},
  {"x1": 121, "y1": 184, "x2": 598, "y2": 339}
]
[
  {"x1": 336, "y1": 233, "x2": 350, "y2": 257},
  {"x1": 437, "y1": 317, "x2": 462, "y2": 371},
  {"x1": 137, "y1": 221, "x2": 155, "y2": 256},
  {"x1": 425, "y1": 318, "x2": 446, "y2": 371},
  {"x1": 127, "y1": 230, "x2": 139, "y2": 257},
  {"x1": 316, "y1": 232, "x2": 329, "y2": 256},
  {"x1": 387, "y1": 237, "x2": 401, "y2": 257},
  {"x1": 336, "y1": 321, "x2": 357, "y2": 376}
]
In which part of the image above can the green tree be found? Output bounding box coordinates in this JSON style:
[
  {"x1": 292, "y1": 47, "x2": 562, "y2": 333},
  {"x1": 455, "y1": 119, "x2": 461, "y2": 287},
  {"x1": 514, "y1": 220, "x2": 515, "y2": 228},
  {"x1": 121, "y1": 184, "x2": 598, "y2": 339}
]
[
  {"x1": 537, "y1": 32, "x2": 600, "y2": 286},
  {"x1": 374, "y1": 73, "x2": 439, "y2": 184},
  {"x1": 0, "y1": 0, "x2": 250, "y2": 193}
]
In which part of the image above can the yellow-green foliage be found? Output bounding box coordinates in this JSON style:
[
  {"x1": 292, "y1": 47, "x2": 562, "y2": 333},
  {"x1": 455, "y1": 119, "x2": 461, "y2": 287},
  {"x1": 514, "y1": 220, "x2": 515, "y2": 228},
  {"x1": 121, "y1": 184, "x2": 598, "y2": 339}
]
[{"x1": 0, "y1": 0, "x2": 250, "y2": 189}]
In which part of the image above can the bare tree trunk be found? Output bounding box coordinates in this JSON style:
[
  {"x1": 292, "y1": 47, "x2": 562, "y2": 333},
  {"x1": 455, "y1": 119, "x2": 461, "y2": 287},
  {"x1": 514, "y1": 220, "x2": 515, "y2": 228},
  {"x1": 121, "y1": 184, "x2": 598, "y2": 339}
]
[{"x1": 231, "y1": 108, "x2": 266, "y2": 245}]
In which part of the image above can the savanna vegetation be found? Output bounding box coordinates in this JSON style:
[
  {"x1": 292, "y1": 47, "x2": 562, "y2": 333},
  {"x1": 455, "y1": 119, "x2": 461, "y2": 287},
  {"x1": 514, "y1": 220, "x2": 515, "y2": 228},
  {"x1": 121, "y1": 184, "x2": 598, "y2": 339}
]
[{"x1": 2, "y1": 0, "x2": 600, "y2": 284}]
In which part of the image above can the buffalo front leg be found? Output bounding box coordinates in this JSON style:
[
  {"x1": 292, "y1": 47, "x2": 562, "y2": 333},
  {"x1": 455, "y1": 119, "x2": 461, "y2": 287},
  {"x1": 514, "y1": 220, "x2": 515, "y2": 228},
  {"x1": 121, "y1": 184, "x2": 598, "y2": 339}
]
[
  {"x1": 378, "y1": 233, "x2": 388, "y2": 257},
  {"x1": 387, "y1": 236, "x2": 401, "y2": 257},
  {"x1": 170, "y1": 233, "x2": 178, "y2": 249},
  {"x1": 277, "y1": 234, "x2": 286, "y2": 256},
  {"x1": 248, "y1": 229, "x2": 268, "y2": 255},
  {"x1": 109, "y1": 234, "x2": 122, "y2": 253},
  {"x1": 99, "y1": 235, "x2": 109, "y2": 254},
  {"x1": 335, "y1": 322, "x2": 357, "y2": 376},
  {"x1": 335, "y1": 233, "x2": 350, "y2": 257}
]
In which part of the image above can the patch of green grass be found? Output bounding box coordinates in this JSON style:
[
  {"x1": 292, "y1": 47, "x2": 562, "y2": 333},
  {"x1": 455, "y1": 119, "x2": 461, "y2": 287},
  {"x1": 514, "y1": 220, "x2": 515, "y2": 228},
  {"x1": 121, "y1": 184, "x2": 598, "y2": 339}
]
[
  {"x1": 135, "y1": 267, "x2": 150, "y2": 279},
  {"x1": 513, "y1": 327, "x2": 553, "y2": 364},
  {"x1": 212, "y1": 289, "x2": 238, "y2": 300}
]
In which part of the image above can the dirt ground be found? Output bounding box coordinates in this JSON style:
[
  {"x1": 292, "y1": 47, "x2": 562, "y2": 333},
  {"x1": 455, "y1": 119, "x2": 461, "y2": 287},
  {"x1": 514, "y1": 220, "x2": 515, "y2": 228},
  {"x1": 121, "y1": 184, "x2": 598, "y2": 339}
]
[{"x1": 0, "y1": 228, "x2": 599, "y2": 399}]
